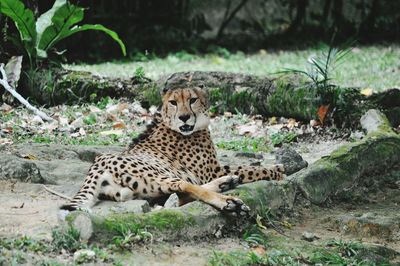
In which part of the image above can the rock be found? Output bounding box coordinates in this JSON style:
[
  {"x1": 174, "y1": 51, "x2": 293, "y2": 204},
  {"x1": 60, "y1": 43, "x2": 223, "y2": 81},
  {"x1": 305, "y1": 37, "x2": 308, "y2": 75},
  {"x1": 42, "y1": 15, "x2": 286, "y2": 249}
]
[
  {"x1": 73, "y1": 249, "x2": 96, "y2": 263},
  {"x1": 360, "y1": 109, "x2": 390, "y2": 134},
  {"x1": 235, "y1": 152, "x2": 263, "y2": 159},
  {"x1": 335, "y1": 212, "x2": 400, "y2": 241},
  {"x1": 92, "y1": 200, "x2": 151, "y2": 216},
  {"x1": 301, "y1": 231, "x2": 319, "y2": 242},
  {"x1": 164, "y1": 193, "x2": 179, "y2": 208},
  {"x1": 350, "y1": 130, "x2": 364, "y2": 140},
  {"x1": 69, "y1": 212, "x2": 93, "y2": 241},
  {"x1": 0, "y1": 155, "x2": 44, "y2": 183},
  {"x1": 275, "y1": 147, "x2": 308, "y2": 175}
]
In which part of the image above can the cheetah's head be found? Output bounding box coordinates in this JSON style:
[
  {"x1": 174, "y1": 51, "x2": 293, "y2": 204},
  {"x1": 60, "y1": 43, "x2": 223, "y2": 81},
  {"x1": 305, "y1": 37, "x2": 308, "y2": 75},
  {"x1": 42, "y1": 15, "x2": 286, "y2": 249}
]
[{"x1": 161, "y1": 87, "x2": 209, "y2": 135}]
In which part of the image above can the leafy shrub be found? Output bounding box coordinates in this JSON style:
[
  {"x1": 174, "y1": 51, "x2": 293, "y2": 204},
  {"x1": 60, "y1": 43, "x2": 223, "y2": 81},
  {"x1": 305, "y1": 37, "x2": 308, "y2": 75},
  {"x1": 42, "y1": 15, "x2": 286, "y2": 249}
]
[{"x1": 0, "y1": 0, "x2": 126, "y2": 67}]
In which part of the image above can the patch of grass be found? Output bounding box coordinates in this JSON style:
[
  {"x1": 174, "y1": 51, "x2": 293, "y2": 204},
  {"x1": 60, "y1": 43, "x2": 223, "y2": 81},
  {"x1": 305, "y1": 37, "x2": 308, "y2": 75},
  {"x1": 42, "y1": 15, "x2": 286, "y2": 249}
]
[
  {"x1": 0, "y1": 236, "x2": 49, "y2": 253},
  {"x1": 270, "y1": 132, "x2": 297, "y2": 146},
  {"x1": 216, "y1": 137, "x2": 270, "y2": 153},
  {"x1": 51, "y1": 226, "x2": 86, "y2": 253},
  {"x1": 65, "y1": 45, "x2": 400, "y2": 90}
]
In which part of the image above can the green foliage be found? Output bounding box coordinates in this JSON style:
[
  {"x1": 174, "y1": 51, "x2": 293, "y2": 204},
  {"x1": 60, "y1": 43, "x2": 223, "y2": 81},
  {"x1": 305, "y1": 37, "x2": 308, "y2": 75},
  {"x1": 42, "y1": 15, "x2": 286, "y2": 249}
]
[
  {"x1": 134, "y1": 66, "x2": 146, "y2": 83},
  {"x1": 0, "y1": 0, "x2": 126, "y2": 66},
  {"x1": 278, "y1": 40, "x2": 353, "y2": 106},
  {"x1": 111, "y1": 223, "x2": 153, "y2": 250},
  {"x1": 83, "y1": 114, "x2": 97, "y2": 125},
  {"x1": 216, "y1": 137, "x2": 270, "y2": 153},
  {"x1": 51, "y1": 226, "x2": 86, "y2": 253},
  {"x1": 0, "y1": 236, "x2": 49, "y2": 253},
  {"x1": 270, "y1": 132, "x2": 297, "y2": 146}
]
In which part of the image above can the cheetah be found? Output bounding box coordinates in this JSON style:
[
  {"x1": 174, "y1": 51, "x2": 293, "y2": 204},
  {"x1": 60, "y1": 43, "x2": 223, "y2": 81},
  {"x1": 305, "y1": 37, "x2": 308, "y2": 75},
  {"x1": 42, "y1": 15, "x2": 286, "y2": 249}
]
[{"x1": 60, "y1": 87, "x2": 285, "y2": 216}]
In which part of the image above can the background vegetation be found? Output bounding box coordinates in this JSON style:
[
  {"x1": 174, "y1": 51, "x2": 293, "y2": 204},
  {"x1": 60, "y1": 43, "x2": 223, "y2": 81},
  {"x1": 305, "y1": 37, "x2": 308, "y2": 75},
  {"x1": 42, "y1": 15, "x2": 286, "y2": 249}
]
[{"x1": 1, "y1": 0, "x2": 399, "y2": 62}]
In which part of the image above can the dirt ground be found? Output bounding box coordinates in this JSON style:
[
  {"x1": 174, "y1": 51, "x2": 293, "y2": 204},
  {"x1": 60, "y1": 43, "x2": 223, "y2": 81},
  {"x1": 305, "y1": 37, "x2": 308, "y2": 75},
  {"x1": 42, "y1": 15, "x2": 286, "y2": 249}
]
[{"x1": 0, "y1": 139, "x2": 399, "y2": 265}]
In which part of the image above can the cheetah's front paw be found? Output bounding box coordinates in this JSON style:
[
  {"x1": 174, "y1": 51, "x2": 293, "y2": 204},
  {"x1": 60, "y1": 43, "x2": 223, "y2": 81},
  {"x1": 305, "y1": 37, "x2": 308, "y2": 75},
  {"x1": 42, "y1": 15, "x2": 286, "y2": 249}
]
[{"x1": 222, "y1": 197, "x2": 250, "y2": 217}]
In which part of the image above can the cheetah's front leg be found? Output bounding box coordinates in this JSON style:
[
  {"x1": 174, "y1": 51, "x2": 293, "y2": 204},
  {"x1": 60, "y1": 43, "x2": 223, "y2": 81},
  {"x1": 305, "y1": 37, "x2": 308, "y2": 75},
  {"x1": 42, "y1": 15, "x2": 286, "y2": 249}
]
[{"x1": 159, "y1": 177, "x2": 250, "y2": 216}]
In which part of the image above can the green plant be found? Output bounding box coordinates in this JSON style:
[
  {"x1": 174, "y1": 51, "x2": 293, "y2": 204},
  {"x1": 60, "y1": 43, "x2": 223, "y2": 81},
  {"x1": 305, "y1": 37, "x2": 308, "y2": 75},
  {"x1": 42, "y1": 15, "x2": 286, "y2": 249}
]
[
  {"x1": 270, "y1": 132, "x2": 297, "y2": 146},
  {"x1": 278, "y1": 40, "x2": 353, "y2": 106},
  {"x1": 134, "y1": 66, "x2": 146, "y2": 82},
  {"x1": 216, "y1": 137, "x2": 270, "y2": 152},
  {"x1": 51, "y1": 226, "x2": 86, "y2": 253},
  {"x1": 111, "y1": 223, "x2": 152, "y2": 250},
  {"x1": 0, "y1": 0, "x2": 126, "y2": 67}
]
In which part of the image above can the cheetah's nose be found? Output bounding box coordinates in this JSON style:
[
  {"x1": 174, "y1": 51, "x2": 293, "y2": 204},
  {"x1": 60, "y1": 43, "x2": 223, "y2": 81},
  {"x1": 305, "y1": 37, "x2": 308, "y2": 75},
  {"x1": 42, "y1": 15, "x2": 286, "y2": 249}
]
[{"x1": 179, "y1": 114, "x2": 190, "y2": 123}]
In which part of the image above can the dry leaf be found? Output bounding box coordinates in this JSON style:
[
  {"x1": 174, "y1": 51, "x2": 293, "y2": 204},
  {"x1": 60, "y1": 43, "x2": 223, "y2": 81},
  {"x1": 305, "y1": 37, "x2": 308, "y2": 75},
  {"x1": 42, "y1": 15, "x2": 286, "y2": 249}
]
[
  {"x1": 89, "y1": 105, "x2": 102, "y2": 113},
  {"x1": 361, "y1": 88, "x2": 373, "y2": 96},
  {"x1": 310, "y1": 119, "x2": 320, "y2": 127},
  {"x1": 224, "y1": 112, "x2": 233, "y2": 118},
  {"x1": 112, "y1": 122, "x2": 126, "y2": 129},
  {"x1": 317, "y1": 104, "x2": 330, "y2": 124},
  {"x1": 237, "y1": 124, "x2": 258, "y2": 136},
  {"x1": 287, "y1": 118, "x2": 298, "y2": 128},
  {"x1": 251, "y1": 246, "x2": 266, "y2": 256},
  {"x1": 0, "y1": 138, "x2": 13, "y2": 145},
  {"x1": 22, "y1": 154, "x2": 38, "y2": 160},
  {"x1": 268, "y1": 116, "x2": 277, "y2": 125},
  {"x1": 2, "y1": 127, "x2": 13, "y2": 134},
  {"x1": 79, "y1": 128, "x2": 86, "y2": 136},
  {"x1": 99, "y1": 130, "x2": 124, "y2": 136}
]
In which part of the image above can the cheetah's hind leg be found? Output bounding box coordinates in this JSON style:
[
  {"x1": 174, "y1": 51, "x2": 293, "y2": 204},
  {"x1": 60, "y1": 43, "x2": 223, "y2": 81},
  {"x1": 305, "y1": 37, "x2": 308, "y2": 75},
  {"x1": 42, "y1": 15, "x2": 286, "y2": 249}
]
[{"x1": 59, "y1": 172, "x2": 133, "y2": 212}]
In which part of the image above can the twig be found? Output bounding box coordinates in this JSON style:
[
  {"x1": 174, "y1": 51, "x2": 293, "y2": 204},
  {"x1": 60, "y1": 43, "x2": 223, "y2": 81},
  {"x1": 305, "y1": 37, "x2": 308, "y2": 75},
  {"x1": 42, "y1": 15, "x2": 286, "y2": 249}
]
[
  {"x1": 0, "y1": 211, "x2": 39, "y2": 215},
  {"x1": 42, "y1": 185, "x2": 72, "y2": 200},
  {"x1": 0, "y1": 63, "x2": 54, "y2": 122}
]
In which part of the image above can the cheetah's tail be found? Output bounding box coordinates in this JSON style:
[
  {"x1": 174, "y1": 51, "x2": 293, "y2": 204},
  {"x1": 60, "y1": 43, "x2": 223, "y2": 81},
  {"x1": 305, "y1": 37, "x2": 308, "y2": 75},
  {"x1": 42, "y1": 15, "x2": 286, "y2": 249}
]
[{"x1": 59, "y1": 185, "x2": 99, "y2": 211}]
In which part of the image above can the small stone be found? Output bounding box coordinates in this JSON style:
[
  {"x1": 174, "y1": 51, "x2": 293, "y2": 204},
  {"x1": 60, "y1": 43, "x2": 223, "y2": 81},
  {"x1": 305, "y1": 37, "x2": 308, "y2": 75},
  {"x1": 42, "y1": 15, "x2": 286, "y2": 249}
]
[
  {"x1": 350, "y1": 130, "x2": 364, "y2": 140},
  {"x1": 360, "y1": 109, "x2": 389, "y2": 134},
  {"x1": 164, "y1": 193, "x2": 179, "y2": 208},
  {"x1": 275, "y1": 147, "x2": 308, "y2": 175},
  {"x1": 73, "y1": 249, "x2": 95, "y2": 263},
  {"x1": 301, "y1": 231, "x2": 319, "y2": 242},
  {"x1": 71, "y1": 212, "x2": 93, "y2": 241}
]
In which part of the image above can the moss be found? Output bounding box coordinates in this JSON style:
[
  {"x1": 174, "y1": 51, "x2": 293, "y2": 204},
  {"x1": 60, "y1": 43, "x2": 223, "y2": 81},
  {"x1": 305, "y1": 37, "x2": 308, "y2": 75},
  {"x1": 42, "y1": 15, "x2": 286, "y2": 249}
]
[
  {"x1": 100, "y1": 209, "x2": 195, "y2": 234},
  {"x1": 208, "y1": 86, "x2": 257, "y2": 114},
  {"x1": 141, "y1": 84, "x2": 162, "y2": 107},
  {"x1": 266, "y1": 77, "x2": 319, "y2": 120}
]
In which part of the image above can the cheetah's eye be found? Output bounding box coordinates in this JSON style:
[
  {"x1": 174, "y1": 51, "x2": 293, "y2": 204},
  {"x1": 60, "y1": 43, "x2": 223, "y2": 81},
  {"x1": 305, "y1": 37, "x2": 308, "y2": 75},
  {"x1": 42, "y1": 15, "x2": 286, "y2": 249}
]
[
  {"x1": 190, "y1": 98, "x2": 198, "y2": 104},
  {"x1": 169, "y1": 100, "x2": 177, "y2": 106}
]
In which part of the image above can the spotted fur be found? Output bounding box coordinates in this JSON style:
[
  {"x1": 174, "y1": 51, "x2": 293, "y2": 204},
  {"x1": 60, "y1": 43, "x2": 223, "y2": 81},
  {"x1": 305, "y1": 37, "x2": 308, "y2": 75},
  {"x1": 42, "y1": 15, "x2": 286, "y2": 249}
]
[{"x1": 60, "y1": 88, "x2": 285, "y2": 216}]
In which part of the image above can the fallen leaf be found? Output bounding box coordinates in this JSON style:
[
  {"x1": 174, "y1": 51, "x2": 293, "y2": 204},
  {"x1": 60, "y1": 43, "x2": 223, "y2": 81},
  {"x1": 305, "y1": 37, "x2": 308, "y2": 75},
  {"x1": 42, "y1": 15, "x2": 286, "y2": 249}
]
[
  {"x1": 317, "y1": 104, "x2": 330, "y2": 124},
  {"x1": 79, "y1": 127, "x2": 86, "y2": 136},
  {"x1": 224, "y1": 112, "x2": 233, "y2": 118},
  {"x1": 2, "y1": 127, "x2": 13, "y2": 134},
  {"x1": 0, "y1": 138, "x2": 13, "y2": 145},
  {"x1": 268, "y1": 116, "x2": 277, "y2": 125},
  {"x1": 89, "y1": 105, "x2": 102, "y2": 113},
  {"x1": 237, "y1": 123, "x2": 259, "y2": 136},
  {"x1": 22, "y1": 154, "x2": 38, "y2": 160},
  {"x1": 310, "y1": 119, "x2": 320, "y2": 127},
  {"x1": 0, "y1": 103, "x2": 13, "y2": 113},
  {"x1": 112, "y1": 122, "x2": 126, "y2": 129},
  {"x1": 361, "y1": 88, "x2": 374, "y2": 96},
  {"x1": 252, "y1": 246, "x2": 266, "y2": 256},
  {"x1": 99, "y1": 130, "x2": 124, "y2": 136},
  {"x1": 287, "y1": 118, "x2": 298, "y2": 128}
]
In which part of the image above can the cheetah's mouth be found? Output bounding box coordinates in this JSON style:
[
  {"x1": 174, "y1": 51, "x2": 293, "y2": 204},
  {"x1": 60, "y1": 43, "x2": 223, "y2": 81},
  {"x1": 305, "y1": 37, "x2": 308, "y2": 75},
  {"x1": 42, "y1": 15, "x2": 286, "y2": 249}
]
[{"x1": 179, "y1": 124, "x2": 194, "y2": 134}]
